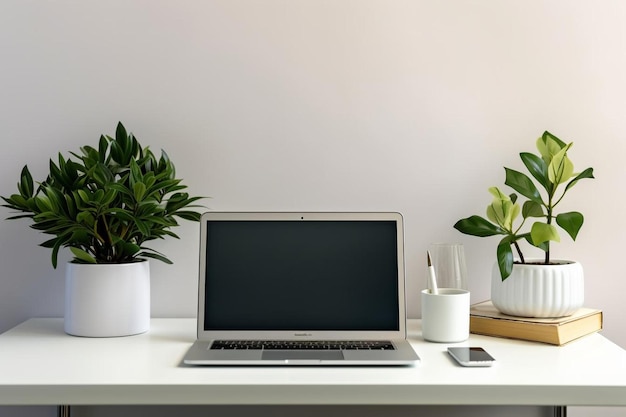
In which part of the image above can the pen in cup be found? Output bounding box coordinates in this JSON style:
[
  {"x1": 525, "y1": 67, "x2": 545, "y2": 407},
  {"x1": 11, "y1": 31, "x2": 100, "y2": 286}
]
[{"x1": 427, "y1": 251, "x2": 438, "y2": 295}]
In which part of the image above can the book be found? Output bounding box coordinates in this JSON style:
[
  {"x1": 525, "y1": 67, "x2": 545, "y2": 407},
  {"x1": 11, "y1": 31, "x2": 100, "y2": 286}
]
[{"x1": 469, "y1": 300, "x2": 603, "y2": 345}]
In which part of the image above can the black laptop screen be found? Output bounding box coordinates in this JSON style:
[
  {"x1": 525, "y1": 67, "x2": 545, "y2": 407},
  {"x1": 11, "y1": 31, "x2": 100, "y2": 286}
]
[{"x1": 203, "y1": 220, "x2": 400, "y2": 331}]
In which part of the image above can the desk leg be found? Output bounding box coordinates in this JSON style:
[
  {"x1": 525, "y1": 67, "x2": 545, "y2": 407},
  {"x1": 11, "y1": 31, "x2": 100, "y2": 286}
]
[
  {"x1": 553, "y1": 406, "x2": 567, "y2": 417},
  {"x1": 58, "y1": 405, "x2": 71, "y2": 417}
]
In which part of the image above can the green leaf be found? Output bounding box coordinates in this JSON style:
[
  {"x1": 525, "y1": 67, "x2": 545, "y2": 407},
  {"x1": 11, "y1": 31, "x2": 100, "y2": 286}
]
[
  {"x1": 143, "y1": 172, "x2": 156, "y2": 190},
  {"x1": 556, "y1": 212, "x2": 584, "y2": 240},
  {"x1": 121, "y1": 242, "x2": 141, "y2": 257},
  {"x1": 51, "y1": 239, "x2": 63, "y2": 269},
  {"x1": 130, "y1": 159, "x2": 142, "y2": 184},
  {"x1": 144, "y1": 179, "x2": 178, "y2": 197},
  {"x1": 64, "y1": 194, "x2": 77, "y2": 219},
  {"x1": 520, "y1": 152, "x2": 549, "y2": 191},
  {"x1": 106, "y1": 208, "x2": 135, "y2": 222},
  {"x1": 3, "y1": 213, "x2": 34, "y2": 220},
  {"x1": 100, "y1": 189, "x2": 118, "y2": 206},
  {"x1": 156, "y1": 229, "x2": 180, "y2": 239},
  {"x1": 139, "y1": 251, "x2": 173, "y2": 264},
  {"x1": 44, "y1": 186, "x2": 63, "y2": 212},
  {"x1": 135, "y1": 219, "x2": 150, "y2": 236},
  {"x1": 175, "y1": 211, "x2": 202, "y2": 221},
  {"x1": 148, "y1": 216, "x2": 176, "y2": 226},
  {"x1": 530, "y1": 222, "x2": 560, "y2": 246},
  {"x1": 158, "y1": 150, "x2": 173, "y2": 173},
  {"x1": 454, "y1": 215, "x2": 505, "y2": 237},
  {"x1": 70, "y1": 247, "x2": 97, "y2": 264},
  {"x1": 496, "y1": 239, "x2": 514, "y2": 280},
  {"x1": 47, "y1": 232, "x2": 71, "y2": 268},
  {"x1": 79, "y1": 146, "x2": 97, "y2": 164},
  {"x1": 116, "y1": 122, "x2": 130, "y2": 156},
  {"x1": 2, "y1": 193, "x2": 29, "y2": 210},
  {"x1": 90, "y1": 162, "x2": 114, "y2": 186},
  {"x1": 130, "y1": 134, "x2": 140, "y2": 160},
  {"x1": 35, "y1": 196, "x2": 52, "y2": 212},
  {"x1": 543, "y1": 131, "x2": 567, "y2": 147},
  {"x1": 133, "y1": 182, "x2": 147, "y2": 202},
  {"x1": 76, "y1": 211, "x2": 95, "y2": 227},
  {"x1": 77, "y1": 189, "x2": 90, "y2": 204},
  {"x1": 98, "y1": 135, "x2": 109, "y2": 162},
  {"x1": 486, "y1": 187, "x2": 519, "y2": 231},
  {"x1": 537, "y1": 131, "x2": 567, "y2": 164},
  {"x1": 40, "y1": 237, "x2": 59, "y2": 249},
  {"x1": 107, "y1": 183, "x2": 134, "y2": 197},
  {"x1": 110, "y1": 137, "x2": 123, "y2": 164},
  {"x1": 48, "y1": 157, "x2": 64, "y2": 186},
  {"x1": 548, "y1": 144, "x2": 574, "y2": 185},
  {"x1": 70, "y1": 228, "x2": 92, "y2": 245},
  {"x1": 563, "y1": 167, "x2": 595, "y2": 194},
  {"x1": 504, "y1": 168, "x2": 543, "y2": 204},
  {"x1": 522, "y1": 200, "x2": 544, "y2": 218},
  {"x1": 18, "y1": 166, "x2": 34, "y2": 198},
  {"x1": 92, "y1": 189, "x2": 104, "y2": 203}
]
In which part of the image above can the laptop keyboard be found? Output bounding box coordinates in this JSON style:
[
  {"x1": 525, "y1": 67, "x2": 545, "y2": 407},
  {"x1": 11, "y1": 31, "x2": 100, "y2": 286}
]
[{"x1": 210, "y1": 340, "x2": 395, "y2": 350}]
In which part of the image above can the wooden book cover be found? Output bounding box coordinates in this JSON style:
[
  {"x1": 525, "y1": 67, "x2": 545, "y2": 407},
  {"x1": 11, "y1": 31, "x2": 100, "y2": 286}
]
[{"x1": 470, "y1": 301, "x2": 603, "y2": 345}]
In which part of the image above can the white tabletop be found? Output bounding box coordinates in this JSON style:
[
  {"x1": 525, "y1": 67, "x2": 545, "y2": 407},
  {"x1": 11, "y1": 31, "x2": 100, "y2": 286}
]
[{"x1": 0, "y1": 318, "x2": 625, "y2": 406}]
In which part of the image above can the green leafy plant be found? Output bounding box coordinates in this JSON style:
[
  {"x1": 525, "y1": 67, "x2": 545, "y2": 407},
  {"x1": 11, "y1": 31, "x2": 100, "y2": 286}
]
[
  {"x1": 1, "y1": 122, "x2": 204, "y2": 268},
  {"x1": 454, "y1": 131, "x2": 594, "y2": 280}
]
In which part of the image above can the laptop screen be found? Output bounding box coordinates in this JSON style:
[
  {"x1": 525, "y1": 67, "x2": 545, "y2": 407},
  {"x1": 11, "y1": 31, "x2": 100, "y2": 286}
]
[{"x1": 202, "y1": 218, "x2": 400, "y2": 332}]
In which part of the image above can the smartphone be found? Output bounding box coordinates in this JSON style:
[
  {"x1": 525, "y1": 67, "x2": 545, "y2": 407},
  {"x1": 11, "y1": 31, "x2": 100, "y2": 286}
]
[{"x1": 447, "y1": 347, "x2": 495, "y2": 367}]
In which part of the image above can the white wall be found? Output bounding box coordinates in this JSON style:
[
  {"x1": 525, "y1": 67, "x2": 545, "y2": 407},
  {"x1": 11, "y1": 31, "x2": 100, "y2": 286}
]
[{"x1": 0, "y1": 1, "x2": 624, "y2": 416}]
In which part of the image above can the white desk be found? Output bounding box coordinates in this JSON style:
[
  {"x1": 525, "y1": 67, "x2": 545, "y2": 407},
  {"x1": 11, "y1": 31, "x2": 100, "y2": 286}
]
[{"x1": 0, "y1": 318, "x2": 625, "y2": 408}]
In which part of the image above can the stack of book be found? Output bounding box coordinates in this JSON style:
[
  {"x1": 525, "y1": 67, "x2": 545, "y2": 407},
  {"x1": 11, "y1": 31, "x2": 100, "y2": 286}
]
[{"x1": 469, "y1": 300, "x2": 603, "y2": 345}]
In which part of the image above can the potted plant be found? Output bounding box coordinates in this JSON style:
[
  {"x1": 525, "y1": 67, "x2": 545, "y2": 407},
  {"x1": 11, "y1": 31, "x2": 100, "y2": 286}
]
[
  {"x1": 1, "y1": 122, "x2": 204, "y2": 336},
  {"x1": 453, "y1": 131, "x2": 594, "y2": 317}
]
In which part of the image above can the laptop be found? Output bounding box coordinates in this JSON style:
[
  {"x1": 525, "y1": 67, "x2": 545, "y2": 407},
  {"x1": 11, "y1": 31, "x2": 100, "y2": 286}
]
[{"x1": 183, "y1": 211, "x2": 419, "y2": 365}]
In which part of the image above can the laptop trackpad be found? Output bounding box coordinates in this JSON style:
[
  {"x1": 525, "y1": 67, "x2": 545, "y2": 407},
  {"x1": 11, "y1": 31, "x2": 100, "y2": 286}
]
[{"x1": 262, "y1": 350, "x2": 344, "y2": 361}]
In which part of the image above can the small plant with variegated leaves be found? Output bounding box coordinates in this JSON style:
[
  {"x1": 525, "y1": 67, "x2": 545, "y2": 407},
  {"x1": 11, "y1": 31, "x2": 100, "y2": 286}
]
[
  {"x1": 454, "y1": 131, "x2": 594, "y2": 280},
  {"x1": 1, "y1": 122, "x2": 204, "y2": 268}
]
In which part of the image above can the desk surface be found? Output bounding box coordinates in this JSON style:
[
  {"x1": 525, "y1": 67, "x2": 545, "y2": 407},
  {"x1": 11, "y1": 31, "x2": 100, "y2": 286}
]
[{"x1": 0, "y1": 318, "x2": 625, "y2": 406}]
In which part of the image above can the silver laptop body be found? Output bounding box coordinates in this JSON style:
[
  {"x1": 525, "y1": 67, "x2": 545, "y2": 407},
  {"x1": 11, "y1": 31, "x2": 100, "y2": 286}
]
[{"x1": 183, "y1": 212, "x2": 419, "y2": 366}]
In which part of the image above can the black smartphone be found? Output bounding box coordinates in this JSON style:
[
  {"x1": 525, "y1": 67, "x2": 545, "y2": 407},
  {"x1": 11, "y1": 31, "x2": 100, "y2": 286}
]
[{"x1": 447, "y1": 347, "x2": 495, "y2": 367}]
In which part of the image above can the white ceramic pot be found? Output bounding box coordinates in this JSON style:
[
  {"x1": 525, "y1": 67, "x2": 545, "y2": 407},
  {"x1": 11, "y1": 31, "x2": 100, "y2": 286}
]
[
  {"x1": 64, "y1": 260, "x2": 150, "y2": 337},
  {"x1": 491, "y1": 260, "x2": 584, "y2": 318}
]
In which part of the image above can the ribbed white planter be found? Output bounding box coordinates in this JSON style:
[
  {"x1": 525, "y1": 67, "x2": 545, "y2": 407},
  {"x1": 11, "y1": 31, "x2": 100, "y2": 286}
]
[
  {"x1": 64, "y1": 260, "x2": 150, "y2": 337},
  {"x1": 491, "y1": 260, "x2": 584, "y2": 318}
]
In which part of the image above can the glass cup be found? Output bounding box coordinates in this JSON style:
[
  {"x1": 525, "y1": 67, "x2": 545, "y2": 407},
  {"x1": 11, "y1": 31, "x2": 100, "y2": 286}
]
[{"x1": 427, "y1": 243, "x2": 468, "y2": 291}]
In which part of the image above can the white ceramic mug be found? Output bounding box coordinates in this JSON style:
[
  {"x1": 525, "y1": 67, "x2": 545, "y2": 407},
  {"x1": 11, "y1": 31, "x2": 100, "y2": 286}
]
[{"x1": 421, "y1": 288, "x2": 470, "y2": 343}]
